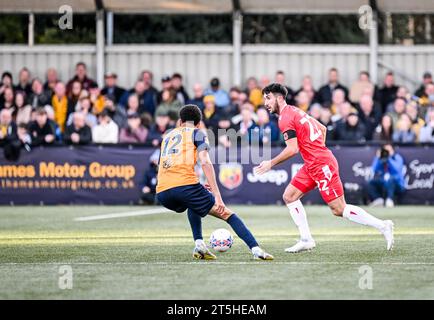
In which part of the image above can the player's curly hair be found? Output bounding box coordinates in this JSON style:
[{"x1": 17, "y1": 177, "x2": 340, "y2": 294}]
[
  {"x1": 262, "y1": 83, "x2": 288, "y2": 98},
  {"x1": 179, "y1": 104, "x2": 202, "y2": 126}
]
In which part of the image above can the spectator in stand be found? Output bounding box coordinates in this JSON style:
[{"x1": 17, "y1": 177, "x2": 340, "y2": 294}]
[
  {"x1": 405, "y1": 101, "x2": 425, "y2": 140},
  {"x1": 378, "y1": 72, "x2": 399, "y2": 114},
  {"x1": 226, "y1": 86, "x2": 241, "y2": 116},
  {"x1": 329, "y1": 88, "x2": 347, "y2": 117},
  {"x1": 92, "y1": 109, "x2": 119, "y2": 144},
  {"x1": 101, "y1": 72, "x2": 125, "y2": 104},
  {"x1": 392, "y1": 113, "x2": 416, "y2": 144},
  {"x1": 202, "y1": 95, "x2": 220, "y2": 136},
  {"x1": 28, "y1": 107, "x2": 56, "y2": 146},
  {"x1": 275, "y1": 70, "x2": 295, "y2": 105},
  {"x1": 417, "y1": 83, "x2": 434, "y2": 120},
  {"x1": 0, "y1": 108, "x2": 17, "y2": 146},
  {"x1": 66, "y1": 97, "x2": 97, "y2": 128},
  {"x1": 64, "y1": 111, "x2": 92, "y2": 145},
  {"x1": 187, "y1": 83, "x2": 205, "y2": 111},
  {"x1": 254, "y1": 106, "x2": 279, "y2": 145},
  {"x1": 44, "y1": 68, "x2": 59, "y2": 94},
  {"x1": 140, "y1": 150, "x2": 160, "y2": 205},
  {"x1": 0, "y1": 87, "x2": 14, "y2": 111},
  {"x1": 29, "y1": 78, "x2": 51, "y2": 108},
  {"x1": 334, "y1": 111, "x2": 366, "y2": 142},
  {"x1": 157, "y1": 75, "x2": 173, "y2": 105},
  {"x1": 0, "y1": 72, "x2": 14, "y2": 109},
  {"x1": 237, "y1": 104, "x2": 258, "y2": 145},
  {"x1": 414, "y1": 71, "x2": 433, "y2": 98},
  {"x1": 387, "y1": 97, "x2": 407, "y2": 129},
  {"x1": 171, "y1": 73, "x2": 189, "y2": 105},
  {"x1": 319, "y1": 107, "x2": 335, "y2": 140},
  {"x1": 308, "y1": 103, "x2": 322, "y2": 121},
  {"x1": 260, "y1": 75, "x2": 271, "y2": 89},
  {"x1": 147, "y1": 112, "x2": 173, "y2": 147},
  {"x1": 14, "y1": 67, "x2": 32, "y2": 97},
  {"x1": 203, "y1": 77, "x2": 230, "y2": 109},
  {"x1": 419, "y1": 108, "x2": 434, "y2": 143},
  {"x1": 103, "y1": 96, "x2": 127, "y2": 129},
  {"x1": 139, "y1": 70, "x2": 158, "y2": 117},
  {"x1": 368, "y1": 144, "x2": 405, "y2": 208},
  {"x1": 373, "y1": 114, "x2": 393, "y2": 142},
  {"x1": 17, "y1": 123, "x2": 32, "y2": 149},
  {"x1": 385, "y1": 86, "x2": 409, "y2": 113},
  {"x1": 13, "y1": 91, "x2": 32, "y2": 125},
  {"x1": 231, "y1": 101, "x2": 258, "y2": 126},
  {"x1": 66, "y1": 62, "x2": 97, "y2": 94},
  {"x1": 357, "y1": 94, "x2": 382, "y2": 141},
  {"x1": 246, "y1": 76, "x2": 263, "y2": 109},
  {"x1": 349, "y1": 71, "x2": 374, "y2": 104},
  {"x1": 89, "y1": 85, "x2": 105, "y2": 115},
  {"x1": 316, "y1": 68, "x2": 349, "y2": 108},
  {"x1": 215, "y1": 108, "x2": 236, "y2": 148},
  {"x1": 294, "y1": 90, "x2": 312, "y2": 113},
  {"x1": 119, "y1": 112, "x2": 148, "y2": 144},
  {"x1": 155, "y1": 88, "x2": 182, "y2": 121},
  {"x1": 68, "y1": 80, "x2": 82, "y2": 112},
  {"x1": 51, "y1": 81, "x2": 73, "y2": 133}
]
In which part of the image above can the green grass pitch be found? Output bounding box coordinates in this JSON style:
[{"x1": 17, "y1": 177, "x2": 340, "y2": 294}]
[{"x1": 0, "y1": 205, "x2": 433, "y2": 299}]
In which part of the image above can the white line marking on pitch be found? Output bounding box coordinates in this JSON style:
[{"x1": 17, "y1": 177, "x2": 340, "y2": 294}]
[
  {"x1": 1, "y1": 262, "x2": 434, "y2": 266},
  {"x1": 74, "y1": 208, "x2": 173, "y2": 221}
]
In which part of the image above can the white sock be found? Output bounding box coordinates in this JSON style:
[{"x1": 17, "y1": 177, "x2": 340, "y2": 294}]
[
  {"x1": 195, "y1": 239, "x2": 206, "y2": 248},
  {"x1": 343, "y1": 204, "x2": 386, "y2": 231},
  {"x1": 287, "y1": 200, "x2": 313, "y2": 241},
  {"x1": 251, "y1": 246, "x2": 261, "y2": 255}
]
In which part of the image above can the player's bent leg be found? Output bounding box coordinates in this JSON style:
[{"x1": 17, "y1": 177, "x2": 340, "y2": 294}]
[
  {"x1": 328, "y1": 195, "x2": 395, "y2": 251},
  {"x1": 208, "y1": 206, "x2": 274, "y2": 260}
]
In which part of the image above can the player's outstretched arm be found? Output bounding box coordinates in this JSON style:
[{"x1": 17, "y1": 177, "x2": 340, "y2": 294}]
[
  {"x1": 198, "y1": 149, "x2": 225, "y2": 214},
  {"x1": 254, "y1": 138, "x2": 299, "y2": 175}
]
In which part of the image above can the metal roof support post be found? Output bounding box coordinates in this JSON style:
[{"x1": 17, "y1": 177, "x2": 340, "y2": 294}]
[
  {"x1": 96, "y1": 9, "x2": 105, "y2": 88},
  {"x1": 28, "y1": 13, "x2": 34, "y2": 47},
  {"x1": 369, "y1": 3, "x2": 379, "y2": 85},
  {"x1": 106, "y1": 11, "x2": 113, "y2": 46},
  {"x1": 232, "y1": 10, "x2": 243, "y2": 88}
]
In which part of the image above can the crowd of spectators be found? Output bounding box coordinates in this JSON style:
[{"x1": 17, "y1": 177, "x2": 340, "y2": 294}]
[{"x1": 1, "y1": 62, "x2": 434, "y2": 157}]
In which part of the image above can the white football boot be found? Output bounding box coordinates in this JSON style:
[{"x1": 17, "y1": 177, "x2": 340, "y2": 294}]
[
  {"x1": 381, "y1": 220, "x2": 395, "y2": 251},
  {"x1": 252, "y1": 247, "x2": 274, "y2": 260},
  {"x1": 285, "y1": 238, "x2": 316, "y2": 253}
]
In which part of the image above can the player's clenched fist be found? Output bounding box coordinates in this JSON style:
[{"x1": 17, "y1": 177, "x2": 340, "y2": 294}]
[{"x1": 254, "y1": 160, "x2": 272, "y2": 175}]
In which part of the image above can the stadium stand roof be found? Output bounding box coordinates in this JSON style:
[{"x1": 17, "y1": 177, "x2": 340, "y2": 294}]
[{"x1": 1, "y1": 0, "x2": 433, "y2": 14}]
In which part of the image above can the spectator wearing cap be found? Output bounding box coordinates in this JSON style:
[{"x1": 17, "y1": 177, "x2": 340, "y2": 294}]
[
  {"x1": 349, "y1": 71, "x2": 375, "y2": 104},
  {"x1": 28, "y1": 107, "x2": 57, "y2": 146},
  {"x1": 203, "y1": 77, "x2": 230, "y2": 109},
  {"x1": 378, "y1": 72, "x2": 399, "y2": 114},
  {"x1": 155, "y1": 88, "x2": 182, "y2": 121},
  {"x1": 92, "y1": 109, "x2": 119, "y2": 144},
  {"x1": 157, "y1": 75, "x2": 173, "y2": 105},
  {"x1": 357, "y1": 94, "x2": 382, "y2": 140},
  {"x1": 275, "y1": 70, "x2": 295, "y2": 105},
  {"x1": 414, "y1": 72, "x2": 433, "y2": 98},
  {"x1": 119, "y1": 112, "x2": 148, "y2": 144},
  {"x1": 187, "y1": 83, "x2": 205, "y2": 111},
  {"x1": 334, "y1": 111, "x2": 366, "y2": 142},
  {"x1": 64, "y1": 111, "x2": 92, "y2": 145},
  {"x1": 171, "y1": 73, "x2": 190, "y2": 105},
  {"x1": 66, "y1": 62, "x2": 97, "y2": 94},
  {"x1": 101, "y1": 72, "x2": 125, "y2": 104},
  {"x1": 13, "y1": 91, "x2": 32, "y2": 125},
  {"x1": 14, "y1": 67, "x2": 32, "y2": 97},
  {"x1": 392, "y1": 113, "x2": 416, "y2": 144},
  {"x1": 419, "y1": 108, "x2": 434, "y2": 143},
  {"x1": 51, "y1": 81, "x2": 74, "y2": 133},
  {"x1": 29, "y1": 78, "x2": 51, "y2": 108},
  {"x1": 147, "y1": 112, "x2": 174, "y2": 147},
  {"x1": 316, "y1": 68, "x2": 349, "y2": 108}
]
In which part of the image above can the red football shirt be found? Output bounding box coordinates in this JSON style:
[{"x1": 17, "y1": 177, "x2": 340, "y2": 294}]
[{"x1": 278, "y1": 105, "x2": 334, "y2": 169}]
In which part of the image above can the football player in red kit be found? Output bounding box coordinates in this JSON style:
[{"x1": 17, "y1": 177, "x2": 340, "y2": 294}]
[{"x1": 255, "y1": 83, "x2": 394, "y2": 252}]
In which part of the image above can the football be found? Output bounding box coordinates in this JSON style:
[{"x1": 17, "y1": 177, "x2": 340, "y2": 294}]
[{"x1": 209, "y1": 228, "x2": 234, "y2": 252}]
